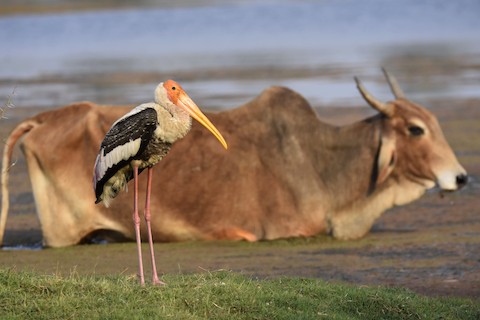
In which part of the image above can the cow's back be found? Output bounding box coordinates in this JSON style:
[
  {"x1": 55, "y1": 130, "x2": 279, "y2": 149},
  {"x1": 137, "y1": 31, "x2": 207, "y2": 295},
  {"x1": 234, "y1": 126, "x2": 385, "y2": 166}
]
[{"x1": 143, "y1": 86, "x2": 331, "y2": 240}]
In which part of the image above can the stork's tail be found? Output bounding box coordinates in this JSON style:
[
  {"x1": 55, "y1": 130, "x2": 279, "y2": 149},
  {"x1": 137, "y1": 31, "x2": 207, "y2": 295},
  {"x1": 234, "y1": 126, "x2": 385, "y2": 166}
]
[{"x1": 0, "y1": 120, "x2": 37, "y2": 246}]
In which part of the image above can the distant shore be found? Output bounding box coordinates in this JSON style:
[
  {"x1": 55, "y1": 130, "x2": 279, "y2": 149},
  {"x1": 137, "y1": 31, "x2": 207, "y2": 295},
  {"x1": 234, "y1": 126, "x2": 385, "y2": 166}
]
[{"x1": 0, "y1": 0, "x2": 236, "y2": 16}]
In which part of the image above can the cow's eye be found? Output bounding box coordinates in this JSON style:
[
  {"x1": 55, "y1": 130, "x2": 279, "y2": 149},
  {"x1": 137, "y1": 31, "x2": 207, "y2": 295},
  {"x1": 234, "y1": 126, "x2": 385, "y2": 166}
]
[{"x1": 408, "y1": 125, "x2": 424, "y2": 136}]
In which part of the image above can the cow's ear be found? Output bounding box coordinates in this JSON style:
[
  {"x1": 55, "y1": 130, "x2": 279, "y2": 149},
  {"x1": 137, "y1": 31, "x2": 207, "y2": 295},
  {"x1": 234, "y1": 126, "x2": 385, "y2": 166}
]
[{"x1": 376, "y1": 135, "x2": 396, "y2": 186}]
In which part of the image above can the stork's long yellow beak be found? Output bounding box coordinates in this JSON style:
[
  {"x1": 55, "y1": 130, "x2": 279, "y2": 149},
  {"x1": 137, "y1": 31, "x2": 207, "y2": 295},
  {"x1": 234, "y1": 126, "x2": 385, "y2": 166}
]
[
  {"x1": 178, "y1": 93, "x2": 228, "y2": 149},
  {"x1": 165, "y1": 80, "x2": 228, "y2": 149}
]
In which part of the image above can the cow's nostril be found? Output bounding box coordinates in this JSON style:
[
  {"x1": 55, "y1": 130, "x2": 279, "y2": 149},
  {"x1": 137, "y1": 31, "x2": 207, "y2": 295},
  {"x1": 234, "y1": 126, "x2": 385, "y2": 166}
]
[{"x1": 456, "y1": 174, "x2": 468, "y2": 188}]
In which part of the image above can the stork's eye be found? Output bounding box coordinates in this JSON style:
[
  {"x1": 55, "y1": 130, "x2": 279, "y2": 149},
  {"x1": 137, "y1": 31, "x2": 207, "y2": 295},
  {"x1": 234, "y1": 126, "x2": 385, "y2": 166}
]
[{"x1": 408, "y1": 125, "x2": 424, "y2": 136}]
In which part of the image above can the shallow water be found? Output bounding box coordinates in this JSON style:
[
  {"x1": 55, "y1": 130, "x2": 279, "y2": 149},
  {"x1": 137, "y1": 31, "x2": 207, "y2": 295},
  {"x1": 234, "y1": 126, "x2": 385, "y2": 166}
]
[{"x1": 0, "y1": 0, "x2": 479, "y2": 109}]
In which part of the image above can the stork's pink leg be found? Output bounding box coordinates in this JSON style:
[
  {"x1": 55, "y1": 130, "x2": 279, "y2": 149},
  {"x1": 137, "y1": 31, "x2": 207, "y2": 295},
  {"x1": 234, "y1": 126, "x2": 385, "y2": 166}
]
[
  {"x1": 133, "y1": 165, "x2": 145, "y2": 286},
  {"x1": 144, "y1": 167, "x2": 166, "y2": 286}
]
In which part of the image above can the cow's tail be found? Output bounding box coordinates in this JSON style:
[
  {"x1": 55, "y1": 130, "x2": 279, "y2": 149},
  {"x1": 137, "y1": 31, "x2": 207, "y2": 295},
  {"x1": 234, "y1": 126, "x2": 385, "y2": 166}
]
[{"x1": 0, "y1": 119, "x2": 38, "y2": 246}]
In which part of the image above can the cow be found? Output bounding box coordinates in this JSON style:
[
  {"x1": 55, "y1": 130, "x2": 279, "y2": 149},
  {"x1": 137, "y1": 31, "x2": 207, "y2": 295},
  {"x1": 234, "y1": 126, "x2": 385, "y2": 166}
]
[{"x1": 0, "y1": 71, "x2": 467, "y2": 247}]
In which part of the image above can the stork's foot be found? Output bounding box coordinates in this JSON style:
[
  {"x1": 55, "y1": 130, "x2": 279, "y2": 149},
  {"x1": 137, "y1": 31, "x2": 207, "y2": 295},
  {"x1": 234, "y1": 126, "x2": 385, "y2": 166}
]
[{"x1": 152, "y1": 277, "x2": 167, "y2": 286}]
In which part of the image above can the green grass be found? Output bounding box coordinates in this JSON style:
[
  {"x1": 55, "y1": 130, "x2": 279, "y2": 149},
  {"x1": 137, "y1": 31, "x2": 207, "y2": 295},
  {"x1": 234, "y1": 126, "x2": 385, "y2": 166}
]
[{"x1": 0, "y1": 269, "x2": 478, "y2": 319}]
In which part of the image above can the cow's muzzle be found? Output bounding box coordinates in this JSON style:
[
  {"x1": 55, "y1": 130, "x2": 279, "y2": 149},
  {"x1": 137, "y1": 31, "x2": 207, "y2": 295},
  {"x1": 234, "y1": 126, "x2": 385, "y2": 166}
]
[{"x1": 455, "y1": 173, "x2": 468, "y2": 189}]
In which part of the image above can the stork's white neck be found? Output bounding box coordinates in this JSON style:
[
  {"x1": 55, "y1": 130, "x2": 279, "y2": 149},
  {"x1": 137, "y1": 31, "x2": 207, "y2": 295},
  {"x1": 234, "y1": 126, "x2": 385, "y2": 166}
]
[{"x1": 153, "y1": 103, "x2": 192, "y2": 143}]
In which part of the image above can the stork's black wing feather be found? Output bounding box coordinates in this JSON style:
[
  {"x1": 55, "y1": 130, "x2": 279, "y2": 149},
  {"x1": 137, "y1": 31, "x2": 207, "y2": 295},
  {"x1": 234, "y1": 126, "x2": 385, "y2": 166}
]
[
  {"x1": 93, "y1": 107, "x2": 158, "y2": 202},
  {"x1": 101, "y1": 107, "x2": 158, "y2": 154}
]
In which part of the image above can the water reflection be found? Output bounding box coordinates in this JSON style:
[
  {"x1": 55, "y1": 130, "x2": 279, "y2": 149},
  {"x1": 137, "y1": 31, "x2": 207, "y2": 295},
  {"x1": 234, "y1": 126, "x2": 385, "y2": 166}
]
[{"x1": 2, "y1": 244, "x2": 43, "y2": 251}]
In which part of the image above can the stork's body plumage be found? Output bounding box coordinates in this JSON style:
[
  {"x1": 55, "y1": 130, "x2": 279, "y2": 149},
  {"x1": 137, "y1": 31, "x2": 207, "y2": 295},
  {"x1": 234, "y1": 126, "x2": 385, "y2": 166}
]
[
  {"x1": 93, "y1": 80, "x2": 227, "y2": 285},
  {"x1": 94, "y1": 103, "x2": 189, "y2": 206}
]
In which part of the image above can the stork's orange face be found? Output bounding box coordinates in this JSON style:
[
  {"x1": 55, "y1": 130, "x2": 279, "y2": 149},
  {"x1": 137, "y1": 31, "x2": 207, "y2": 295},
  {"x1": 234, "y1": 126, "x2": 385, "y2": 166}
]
[
  {"x1": 163, "y1": 79, "x2": 183, "y2": 105},
  {"x1": 163, "y1": 80, "x2": 228, "y2": 149}
]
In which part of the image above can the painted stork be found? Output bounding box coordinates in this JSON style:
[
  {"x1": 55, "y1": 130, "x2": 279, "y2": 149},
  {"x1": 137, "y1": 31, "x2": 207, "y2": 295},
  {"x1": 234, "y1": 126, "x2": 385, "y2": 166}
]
[{"x1": 93, "y1": 80, "x2": 227, "y2": 285}]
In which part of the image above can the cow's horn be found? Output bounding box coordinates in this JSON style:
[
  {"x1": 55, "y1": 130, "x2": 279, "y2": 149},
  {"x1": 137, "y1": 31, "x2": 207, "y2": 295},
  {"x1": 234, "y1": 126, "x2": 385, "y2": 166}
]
[
  {"x1": 382, "y1": 68, "x2": 405, "y2": 99},
  {"x1": 354, "y1": 76, "x2": 394, "y2": 117}
]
